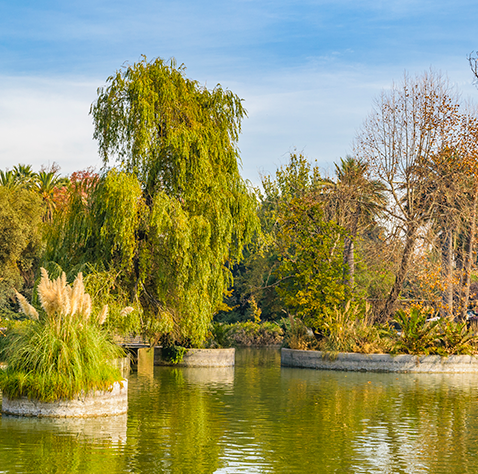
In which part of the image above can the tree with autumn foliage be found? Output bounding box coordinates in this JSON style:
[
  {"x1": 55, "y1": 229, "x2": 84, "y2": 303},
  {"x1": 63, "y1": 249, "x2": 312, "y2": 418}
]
[{"x1": 356, "y1": 71, "x2": 478, "y2": 320}]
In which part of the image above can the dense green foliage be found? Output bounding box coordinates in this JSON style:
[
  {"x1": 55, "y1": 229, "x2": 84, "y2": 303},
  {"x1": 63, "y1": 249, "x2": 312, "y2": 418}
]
[
  {"x1": 0, "y1": 317, "x2": 123, "y2": 401},
  {"x1": 274, "y1": 191, "x2": 347, "y2": 326},
  {"x1": 210, "y1": 321, "x2": 284, "y2": 347},
  {"x1": 217, "y1": 153, "x2": 385, "y2": 333},
  {"x1": 0, "y1": 187, "x2": 43, "y2": 314},
  {"x1": 282, "y1": 304, "x2": 478, "y2": 356},
  {"x1": 392, "y1": 307, "x2": 478, "y2": 355},
  {"x1": 44, "y1": 57, "x2": 258, "y2": 346}
]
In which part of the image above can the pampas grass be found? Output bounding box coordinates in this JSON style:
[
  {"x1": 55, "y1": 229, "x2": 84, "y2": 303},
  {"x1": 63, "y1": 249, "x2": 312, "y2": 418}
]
[
  {"x1": 98, "y1": 304, "x2": 109, "y2": 325},
  {"x1": 0, "y1": 268, "x2": 125, "y2": 402},
  {"x1": 37, "y1": 268, "x2": 92, "y2": 322},
  {"x1": 120, "y1": 306, "x2": 134, "y2": 318},
  {"x1": 14, "y1": 291, "x2": 39, "y2": 320}
]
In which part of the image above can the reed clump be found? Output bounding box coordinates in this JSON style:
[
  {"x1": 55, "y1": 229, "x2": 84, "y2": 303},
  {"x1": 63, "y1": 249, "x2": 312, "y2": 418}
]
[{"x1": 0, "y1": 268, "x2": 124, "y2": 402}]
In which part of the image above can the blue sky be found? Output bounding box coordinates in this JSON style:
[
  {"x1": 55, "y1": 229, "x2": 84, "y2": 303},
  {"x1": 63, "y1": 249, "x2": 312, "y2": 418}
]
[{"x1": 1, "y1": 0, "x2": 477, "y2": 182}]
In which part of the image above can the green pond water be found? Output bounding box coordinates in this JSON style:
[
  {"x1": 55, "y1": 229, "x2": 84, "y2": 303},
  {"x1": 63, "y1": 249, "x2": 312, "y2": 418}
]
[{"x1": 1, "y1": 347, "x2": 478, "y2": 473}]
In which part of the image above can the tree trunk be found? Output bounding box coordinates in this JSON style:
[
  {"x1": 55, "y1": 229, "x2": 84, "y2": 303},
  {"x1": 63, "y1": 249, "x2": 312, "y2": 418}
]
[
  {"x1": 440, "y1": 228, "x2": 454, "y2": 318},
  {"x1": 343, "y1": 212, "x2": 359, "y2": 295},
  {"x1": 379, "y1": 225, "x2": 418, "y2": 321},
  {"x1": 343, "y1": 236, "x2": 355, "y2": 292},
  {"x1": 460, "y1": 189, "x2": 478, "y2": 320}
]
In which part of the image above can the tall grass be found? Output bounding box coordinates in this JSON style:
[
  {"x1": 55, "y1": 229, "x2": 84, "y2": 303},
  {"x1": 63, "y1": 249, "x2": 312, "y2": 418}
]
[
  {"x1": 0, "y1": 268, "x2": 125, "y2": 402},
  {"x1": 317, "y1": 302, "x2": 392, "y2": 354}
]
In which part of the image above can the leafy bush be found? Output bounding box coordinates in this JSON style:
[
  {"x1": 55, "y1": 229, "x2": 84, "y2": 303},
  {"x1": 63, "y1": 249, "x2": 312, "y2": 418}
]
[
  {"x1": 161, "y1": 345, "x2": 188, "y2": 364},
  {"x1": 391, "y1": 306, "x2": 478, "y2": 356},
  {"x1": 282, "y1": 316, "x2": 318, "y2": 350},
  {"x1": 208, "y1": 322, "x2": 232, "y2": 348},
  {"x1": 0, "y1": 268, "x2": 125, "y2": 401},
  {"x1": 281, "y1": 303, "x2": 478, "y2": 356},
  {"x1": 209, "y1": 321, "x2": 284, "y2": 347},
  {"x1": 392, "y1": 307, "x2": 440, "y2": 355},
  {"x1": 435, "y1": 319, "x2": 478, "y2": 355}
]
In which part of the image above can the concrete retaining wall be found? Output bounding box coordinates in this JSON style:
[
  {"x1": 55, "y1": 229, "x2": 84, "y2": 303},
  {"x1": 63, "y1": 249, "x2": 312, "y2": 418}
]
[
  {"x1": 281, "y1": 348, "x2": 478, "y2": 373},
  {"x1": 1, "y1": 380, "x2": 128, "y2": 417},
  {"x1": 154, "y1": 348, "x2": 235, "y2": 367},
  {"x1": 111, "y1": 356, "x2": 131, "y2": 378}
]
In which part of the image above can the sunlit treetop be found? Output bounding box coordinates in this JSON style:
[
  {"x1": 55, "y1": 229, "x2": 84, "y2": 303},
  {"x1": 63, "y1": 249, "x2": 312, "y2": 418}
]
[{"x1": 91, "y1": 56, "x2": 247, "y2": 202}]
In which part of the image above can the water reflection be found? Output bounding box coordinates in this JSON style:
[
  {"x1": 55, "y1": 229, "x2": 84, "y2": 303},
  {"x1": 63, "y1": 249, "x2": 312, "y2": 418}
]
[
  {"x1": 279, "y1": 369, "x2": 478, "y2": 473},
  {"x1": 136, "y1": 347, "x2": 155, "y2": 379},
  {"x1": 0, "y1": 413, "x2": 128, "y2": 473},
  {"x1": 181, "y1": 367, "x2": 234, "y2": 386},
  {"x1": 0, "y1": 413, "x2": 127, "y2": 444},
  {"x1": 1, "y1": 349, "x2": 478, "y2": 473}
]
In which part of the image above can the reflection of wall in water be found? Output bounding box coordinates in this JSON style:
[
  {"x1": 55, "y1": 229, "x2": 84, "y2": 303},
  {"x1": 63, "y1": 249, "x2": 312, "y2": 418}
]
[
  {"x1": 181, "y1": 367, "x2": 234, "y2": 386},
  {"x1": 137, "y1": 348, "x2": 155, "y2": 378},
  {"x1": 0, "y1": 413, "x2": 128, "y2": 445}
]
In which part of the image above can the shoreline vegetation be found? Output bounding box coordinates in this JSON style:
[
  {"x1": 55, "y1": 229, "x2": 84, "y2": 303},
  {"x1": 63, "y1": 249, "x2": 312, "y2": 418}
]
[
  {"x1": 282, "y1": 304, "x2": 478, "y2": 357},
  {"x1": 3, "y1": 60, "x2": 478, "y2": 374}
]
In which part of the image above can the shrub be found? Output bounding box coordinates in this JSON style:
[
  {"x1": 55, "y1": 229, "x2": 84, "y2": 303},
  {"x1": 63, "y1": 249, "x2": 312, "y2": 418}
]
[
  {"x1": 392, "y1": 307, "x2": 440, "y2": 355},
  {"x1": 282, "y1": 316, "x2": 318, "y2": 350},
  {"x1": 161, "y1": 345, "x2": 188, "y2": 364},
  {"x1": 209, "y1": 321, "x2": 284, "y2": 347},
  {"x1": 435, "y1": 319, "x2": 478, "y2": 355}
]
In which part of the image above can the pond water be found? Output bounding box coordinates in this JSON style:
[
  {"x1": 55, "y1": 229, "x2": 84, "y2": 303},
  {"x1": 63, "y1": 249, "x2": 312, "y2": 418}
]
[{"x1": 1, "y1": 347, "x2": 478, "y2": 473}]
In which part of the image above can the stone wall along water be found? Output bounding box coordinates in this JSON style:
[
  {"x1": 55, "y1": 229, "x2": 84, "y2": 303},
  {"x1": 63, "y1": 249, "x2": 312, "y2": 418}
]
[
  {"x1": 154, "y1": 348, "x2": 235, "y2": 367},
  {"x1": 1, "y1": 380, "x2": 128, "y2": 417},
  {"x1": 281, "y1": 348, "x2": 478, "y2": 373}
]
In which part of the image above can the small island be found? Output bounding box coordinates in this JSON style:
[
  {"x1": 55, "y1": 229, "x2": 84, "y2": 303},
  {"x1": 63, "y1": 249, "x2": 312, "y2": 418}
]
[{"x1": 0, "y1": 269, "x2": 127, "y2": 417}]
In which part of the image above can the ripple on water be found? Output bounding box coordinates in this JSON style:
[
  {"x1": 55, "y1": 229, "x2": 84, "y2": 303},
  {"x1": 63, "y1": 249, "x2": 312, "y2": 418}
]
[{"x1": 2, "y1": 348, "x2": 478, "y2": 473}]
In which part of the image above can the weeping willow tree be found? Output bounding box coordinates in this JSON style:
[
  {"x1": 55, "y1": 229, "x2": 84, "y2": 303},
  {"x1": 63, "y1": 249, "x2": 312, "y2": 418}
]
[{"x1": 47, "y1": 57, "x2": 257, "y2": 346}]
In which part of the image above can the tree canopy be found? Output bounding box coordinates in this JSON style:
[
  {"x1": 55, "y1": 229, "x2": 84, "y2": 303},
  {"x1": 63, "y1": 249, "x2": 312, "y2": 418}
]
[
  {"x1": 46, "y1": 57, "x2": 258, "y2": 345},
  {"x1": 0, "y1": 187, "x2": 43, "y2": 313}
]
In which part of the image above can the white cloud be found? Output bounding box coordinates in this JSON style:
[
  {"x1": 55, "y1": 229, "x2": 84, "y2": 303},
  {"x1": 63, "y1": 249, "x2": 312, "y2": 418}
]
[
  {"x1": 0, "y1": 76, "x2": 102, "y2": 175},
  {"x1": 0, "y1": 52, "x2": 475, "y2": 184}
]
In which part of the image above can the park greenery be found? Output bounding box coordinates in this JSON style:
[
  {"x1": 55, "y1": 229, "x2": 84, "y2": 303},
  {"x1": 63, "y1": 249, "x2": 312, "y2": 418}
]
[{"x1": 3, "y1": 58, "x2": 478, "y2": 362}]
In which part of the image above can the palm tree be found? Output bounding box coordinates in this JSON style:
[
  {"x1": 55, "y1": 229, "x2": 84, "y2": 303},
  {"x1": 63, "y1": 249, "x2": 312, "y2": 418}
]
[
  {"x1": 35, "y1": 170, "x2": 69, "y2": 221},
  {"x1": 13, "y1": 164, "x2": 36, "y2": 189},
  {"x1": 0, "y1": 170, "x2": 19, "y2": 188},
  {"x1": 324, "y1": 156, "x2": 386, "y2": 292}
]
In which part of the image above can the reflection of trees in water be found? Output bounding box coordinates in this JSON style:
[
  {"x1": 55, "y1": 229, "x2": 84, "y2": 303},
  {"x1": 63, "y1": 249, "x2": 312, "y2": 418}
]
[
  {"x1": 126, "y1": 368, "x2": 228, "y2": 473},
  {"x1": 0, "y1": 414, "x2": 128, "y2": 473},
  {"x1": 329, "y1": 373, "x2": 478, "y2": 473},
  {"x1": 229, "y1": 369, "x2": 478, "y2": 473},
  {"x1": 3, "y1": 358, "x2": 478, "y2": 473}
]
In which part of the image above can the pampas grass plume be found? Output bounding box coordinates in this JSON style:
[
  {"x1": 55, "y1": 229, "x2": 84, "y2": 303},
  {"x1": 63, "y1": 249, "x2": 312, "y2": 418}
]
[
  {"x1": 70, "y1": 273, "x2": 84, "y2": 316},
  {"x1": 120, "y1": 306, "x2": 134, "y2": 317},
  {"x1": 82, "y1": 293, "x2": 92, "y2": 320},
  {"x1": 98, "y1": 305, "x2": 109, "y2": 325},
  {"x1": 15, "y1": 291, "x2": 39, "y2": 320},
  {"x1": 37, "y1": 267, "x2": 94, "y2": 321}
]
